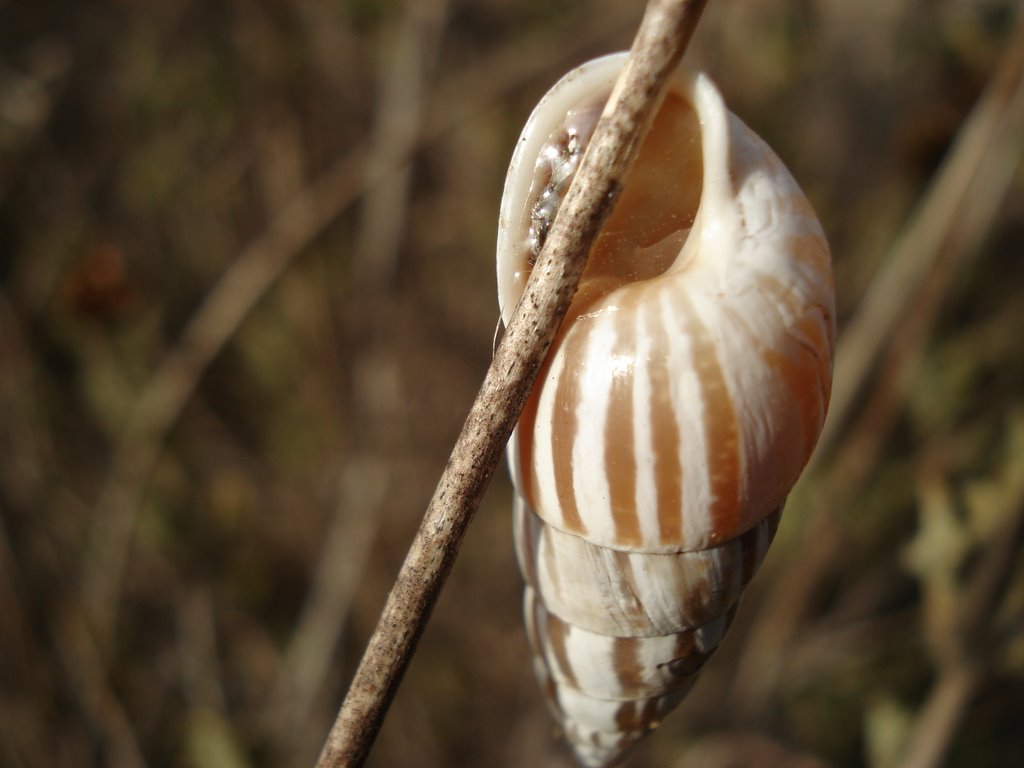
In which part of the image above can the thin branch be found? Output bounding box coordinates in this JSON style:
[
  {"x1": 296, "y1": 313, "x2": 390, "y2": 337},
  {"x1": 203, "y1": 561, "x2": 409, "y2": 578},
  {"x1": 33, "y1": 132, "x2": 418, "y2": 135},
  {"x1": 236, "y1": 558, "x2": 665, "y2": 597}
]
[
  {"x1": 263, "y1": 2, "x2": 449, "y2": 754},
  {"x1": 265, "y1": 460, "x2": 386, "y2": 753},
  {"x1": 898, "y1": 663, "x2": 983, "y2": 768},
  {"x1": 80, "y1": 145, "x2": 368, "y2": 648},
  {"x1": 814, "y1": 7, "x2": 1024, "y2": 463},
  {"x1": 731, "y1": 9, "x2": 1024, "y2": 716},
  {"x1": 314, "y1": 1, "x2": 709, "y2": 766}
]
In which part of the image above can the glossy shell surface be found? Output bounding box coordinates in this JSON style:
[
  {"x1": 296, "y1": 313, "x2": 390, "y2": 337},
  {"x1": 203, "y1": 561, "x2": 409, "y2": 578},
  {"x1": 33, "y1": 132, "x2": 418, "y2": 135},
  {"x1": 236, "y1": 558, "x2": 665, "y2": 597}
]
[{"x1": 497, "y1": 52, "x2": 834, "y2": 766}]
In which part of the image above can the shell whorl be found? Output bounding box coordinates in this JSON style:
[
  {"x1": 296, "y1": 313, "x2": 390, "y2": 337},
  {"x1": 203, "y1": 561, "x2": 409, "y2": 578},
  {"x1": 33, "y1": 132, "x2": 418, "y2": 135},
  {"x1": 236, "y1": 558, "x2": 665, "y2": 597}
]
[{"x1": 498, "y1": 53, "x2": 834, "y2": 766}]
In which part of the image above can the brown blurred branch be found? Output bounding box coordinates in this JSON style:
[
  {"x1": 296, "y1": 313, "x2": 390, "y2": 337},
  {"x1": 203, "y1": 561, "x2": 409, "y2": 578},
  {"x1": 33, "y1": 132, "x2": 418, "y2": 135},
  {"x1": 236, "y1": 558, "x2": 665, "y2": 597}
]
[
  {"x1": 80, "y1": 143, "x2": 369, "y2": 647},
  {"x1": 314, "y1": 1, "x2": 710, "y2": 766},
  {"x1": 0, "y1": 295, "x2": 145, "y2": 767},
  {"x1": 78, "y1": 0, "x2": 635, "y2": 654},
  {"x1": 53, "y1": 599, "x2": 147, "y2": 768},
  {"x1": 732, "y1": 8, "x2": 1024, "y2": 716},
  {"x1": 265, "y1": 3, "x2": 448, "y2": 755},
  {"x1": 898, "y1": 664, "x2": 982, "y2": 768},
  {"x1": 814, "y1": 7, "x2": 1024, "y2": 463}
]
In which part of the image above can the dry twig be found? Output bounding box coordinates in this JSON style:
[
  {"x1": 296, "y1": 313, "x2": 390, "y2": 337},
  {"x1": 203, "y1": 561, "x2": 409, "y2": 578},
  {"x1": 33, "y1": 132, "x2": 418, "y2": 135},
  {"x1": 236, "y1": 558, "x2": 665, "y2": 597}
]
[
  {"x1": 732, "y1": 9, "x2": 1024, "y2": 716},
  {"x1": 266, "y1": 2, "x2": 448, "y2": 753},
  {"x1": 80, "y1": 145, "x2": 369, "y2": 647},
  {"x1": 79, "y1": 0, "x2": 635, "y2": 651},
  {"x1": 314, "y1": 1, "x2": 710, "y2": 765},
  {"x1": 815, "y1": 7, "x2": 1024, "y2": 462}
]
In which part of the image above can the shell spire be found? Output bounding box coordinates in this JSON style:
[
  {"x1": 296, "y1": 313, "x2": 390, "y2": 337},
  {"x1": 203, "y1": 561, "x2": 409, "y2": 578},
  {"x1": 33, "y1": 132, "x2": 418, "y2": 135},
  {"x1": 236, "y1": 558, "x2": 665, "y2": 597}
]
[{"x1": 497, "y1": 53, "x2": 834, "y2": 766}]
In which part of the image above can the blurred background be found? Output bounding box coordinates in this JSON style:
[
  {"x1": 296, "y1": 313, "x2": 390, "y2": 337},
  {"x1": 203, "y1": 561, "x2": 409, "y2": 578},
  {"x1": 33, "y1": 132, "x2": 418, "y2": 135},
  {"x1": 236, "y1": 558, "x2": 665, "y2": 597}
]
[{"x1": 1, "y1": 0, "x2": 1022, "y2": 766}]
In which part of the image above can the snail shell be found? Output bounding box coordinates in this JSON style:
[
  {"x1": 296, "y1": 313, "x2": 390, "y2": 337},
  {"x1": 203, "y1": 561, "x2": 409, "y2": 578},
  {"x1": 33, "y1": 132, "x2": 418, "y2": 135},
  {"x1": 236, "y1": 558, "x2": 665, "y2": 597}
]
[{"x1": 497, "y1": 53, "x2": 834, "y2": 766}]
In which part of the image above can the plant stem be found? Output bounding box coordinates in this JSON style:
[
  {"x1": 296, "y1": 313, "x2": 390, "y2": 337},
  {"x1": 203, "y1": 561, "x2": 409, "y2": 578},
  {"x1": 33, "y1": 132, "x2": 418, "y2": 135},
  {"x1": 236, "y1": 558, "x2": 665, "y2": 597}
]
[{"x1": 314, "y1": 1, "x2": 709, "y2": 765}]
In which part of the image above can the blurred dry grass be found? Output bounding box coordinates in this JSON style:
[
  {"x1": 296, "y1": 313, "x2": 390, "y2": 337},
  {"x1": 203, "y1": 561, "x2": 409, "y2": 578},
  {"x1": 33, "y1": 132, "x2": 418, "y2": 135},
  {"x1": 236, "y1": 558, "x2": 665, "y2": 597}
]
[{"x1": 1, "y1": 1, "x2": 1023, "y2": 767}]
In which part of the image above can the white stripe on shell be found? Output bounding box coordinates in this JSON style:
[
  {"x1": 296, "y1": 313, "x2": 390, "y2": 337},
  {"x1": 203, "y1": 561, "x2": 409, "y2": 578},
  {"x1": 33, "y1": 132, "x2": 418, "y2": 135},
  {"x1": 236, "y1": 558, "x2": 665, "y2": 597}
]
[
  {"x1": 531, "y1": 339, "x2": 565, "y2": 532},
  {"x1": 572, "y1": 314, "x2": 616, "y2": 542}
]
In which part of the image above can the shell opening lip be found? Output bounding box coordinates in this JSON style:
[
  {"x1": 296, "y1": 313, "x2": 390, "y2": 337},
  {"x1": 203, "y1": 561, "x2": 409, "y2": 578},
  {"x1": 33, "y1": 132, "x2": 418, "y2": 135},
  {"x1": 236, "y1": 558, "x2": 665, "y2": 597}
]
[{"x1": 497, "y1": 53, "x2": 710, "y2": 327}]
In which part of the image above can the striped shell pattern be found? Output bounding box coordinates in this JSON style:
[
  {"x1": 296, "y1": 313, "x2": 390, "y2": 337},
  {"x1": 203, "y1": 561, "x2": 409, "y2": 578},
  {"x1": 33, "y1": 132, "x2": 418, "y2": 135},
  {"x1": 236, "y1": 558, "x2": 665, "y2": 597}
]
[{"x1": 496, "y1": 54, "x2": 835, "y2": 766}]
